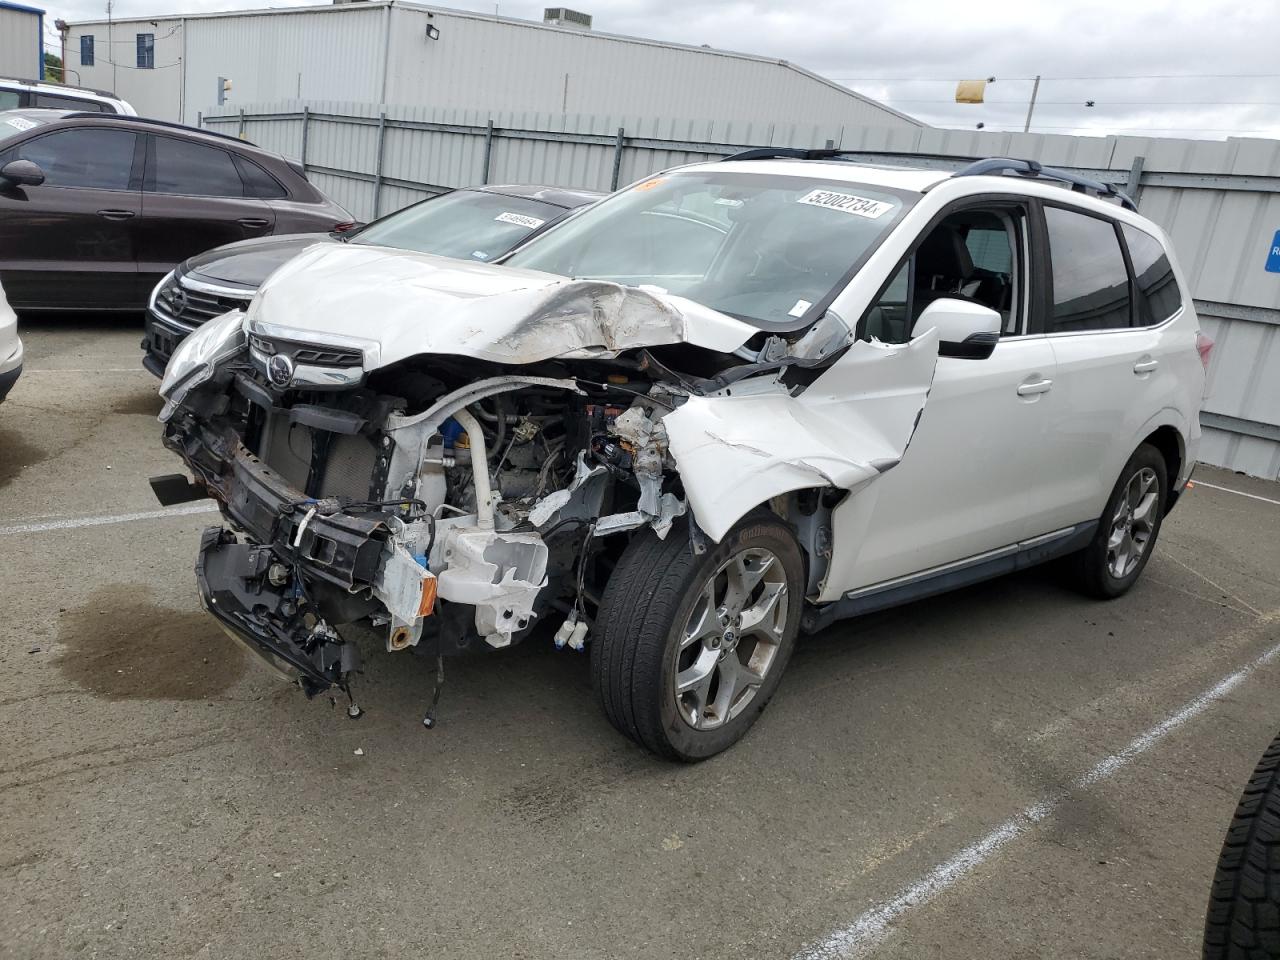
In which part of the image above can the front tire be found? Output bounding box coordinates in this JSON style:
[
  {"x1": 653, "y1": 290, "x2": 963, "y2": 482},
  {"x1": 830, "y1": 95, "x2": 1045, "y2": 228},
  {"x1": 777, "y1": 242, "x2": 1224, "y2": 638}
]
[
  {"x1": 1070, "y1": 443, "x2": 1167, "y2": 599},
  {"x1": 591, "y1": 515, "x2": 805, "y2": 761}
]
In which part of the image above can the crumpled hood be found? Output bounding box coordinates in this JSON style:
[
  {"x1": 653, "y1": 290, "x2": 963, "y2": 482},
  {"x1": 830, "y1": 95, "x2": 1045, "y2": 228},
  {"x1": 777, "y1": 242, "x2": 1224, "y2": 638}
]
[{"x1": 247, "y1": 242, "x2": 757, "y2": 367}]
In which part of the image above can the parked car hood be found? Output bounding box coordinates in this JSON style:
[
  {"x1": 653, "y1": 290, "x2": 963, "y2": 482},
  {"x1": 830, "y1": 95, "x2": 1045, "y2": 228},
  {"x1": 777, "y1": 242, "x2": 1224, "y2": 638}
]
[
  {"x1": 185, "y1": 233, "x2": 335, "y2": 287},
  {"x1": 246, "y1": 242, "x2": 758, "y2": 368}
]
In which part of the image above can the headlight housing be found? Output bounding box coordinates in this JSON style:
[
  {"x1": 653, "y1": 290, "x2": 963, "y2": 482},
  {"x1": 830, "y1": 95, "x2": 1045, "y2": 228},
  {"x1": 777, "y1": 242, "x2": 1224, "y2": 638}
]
[{"x1": 158, "y1": 309, "x2": 247, "y2": 421}]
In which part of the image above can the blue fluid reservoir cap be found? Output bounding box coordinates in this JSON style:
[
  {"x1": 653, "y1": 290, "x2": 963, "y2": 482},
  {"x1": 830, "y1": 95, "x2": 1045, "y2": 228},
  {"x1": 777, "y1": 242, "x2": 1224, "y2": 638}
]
[{"x1": 441, "y1": 418, "x2": 464, "y2": 448}]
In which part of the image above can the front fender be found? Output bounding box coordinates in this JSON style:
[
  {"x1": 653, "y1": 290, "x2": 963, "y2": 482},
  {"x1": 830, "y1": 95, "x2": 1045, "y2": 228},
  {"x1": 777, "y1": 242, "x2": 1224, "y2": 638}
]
[{"x1": 663, "y1": 331, "x2": 940, "y2": 542}]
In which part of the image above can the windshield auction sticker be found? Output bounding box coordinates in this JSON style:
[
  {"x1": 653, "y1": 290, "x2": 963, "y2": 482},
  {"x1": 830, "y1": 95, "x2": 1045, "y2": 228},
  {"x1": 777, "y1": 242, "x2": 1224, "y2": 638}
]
[
  {"x1": 495, "y1": 211, "x2": 546, "y2": 229},
  {"x1": 797, "y1": 189, "x2": 893, "y2": 219},
  {"x1": 3, "y1": 116, "x2": 37, "y2": 131}
]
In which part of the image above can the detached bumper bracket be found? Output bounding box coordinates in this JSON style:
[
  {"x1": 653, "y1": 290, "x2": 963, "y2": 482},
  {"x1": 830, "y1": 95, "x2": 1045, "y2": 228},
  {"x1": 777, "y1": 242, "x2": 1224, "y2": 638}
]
[{"x1": 196, "y1": 526, "x2": 357, "y2": 696}]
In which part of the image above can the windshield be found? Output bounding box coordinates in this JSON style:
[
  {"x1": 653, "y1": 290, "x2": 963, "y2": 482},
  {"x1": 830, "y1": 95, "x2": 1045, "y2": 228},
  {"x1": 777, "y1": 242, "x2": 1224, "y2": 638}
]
[
  {"x1": 505, "y1": 170, "x2": 914, "y2": 329},
  {"x1": 352, "y1": 190, "x2": 567, "y2": 262}
]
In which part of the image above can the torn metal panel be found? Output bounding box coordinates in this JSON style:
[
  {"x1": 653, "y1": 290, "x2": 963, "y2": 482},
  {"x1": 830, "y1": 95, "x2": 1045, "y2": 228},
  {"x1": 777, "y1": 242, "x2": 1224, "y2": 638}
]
[
  {"x1": 663, "y1": 329, "x2": 940, "y2": 543},
  {"x1": 247, "y1": 243, "x2": 757, "y2": 369}
]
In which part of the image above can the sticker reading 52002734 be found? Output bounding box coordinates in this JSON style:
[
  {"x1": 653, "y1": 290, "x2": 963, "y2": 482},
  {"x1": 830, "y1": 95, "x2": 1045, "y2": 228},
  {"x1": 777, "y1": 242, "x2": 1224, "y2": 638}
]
[{"x1": 797, "y1": 189, "x2": 894, "y2": 219}]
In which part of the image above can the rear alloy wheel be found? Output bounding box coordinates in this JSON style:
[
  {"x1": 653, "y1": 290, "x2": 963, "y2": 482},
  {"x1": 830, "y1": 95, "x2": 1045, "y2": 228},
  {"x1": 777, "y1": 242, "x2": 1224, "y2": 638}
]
[
  {"x1": 591, "y1": 515, "x2": 804, "y2": 760},
  {"x1": 1070, "y1": 443, "x2": 1167, "y2": 599}
]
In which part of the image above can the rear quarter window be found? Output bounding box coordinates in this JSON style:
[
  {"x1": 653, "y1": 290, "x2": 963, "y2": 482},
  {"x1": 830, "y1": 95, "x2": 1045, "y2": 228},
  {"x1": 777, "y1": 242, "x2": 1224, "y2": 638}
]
[{"x1": 1122, "y1": 224, "x2": 1183, "y2": 325}]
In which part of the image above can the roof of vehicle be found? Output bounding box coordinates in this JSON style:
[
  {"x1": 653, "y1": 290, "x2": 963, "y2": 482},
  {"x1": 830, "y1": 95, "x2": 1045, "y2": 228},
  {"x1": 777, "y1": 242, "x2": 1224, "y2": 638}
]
[
  {"x1": 680, "y1": 157, "x2": 952, "y2": 193},
  {"x1": 0, "y1": 108, "x2": 71, "y2": 132},
  {"x1": 0, "y1": 110, "x2": 296, "y2": 162},
  {"x1": 0, "y1": 76, "x2": 124, "y2": 101},
  {"x1": 682, "y1": 152, "x2": 1139, "y2": 214},
  {"x1": 478, "y1": 183, "x2": 604, "y2": 209}
]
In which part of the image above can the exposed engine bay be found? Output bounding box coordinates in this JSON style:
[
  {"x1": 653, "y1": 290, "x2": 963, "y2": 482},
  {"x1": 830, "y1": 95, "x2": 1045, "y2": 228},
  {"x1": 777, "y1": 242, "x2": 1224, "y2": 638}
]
[{"x1": 153, "y1": 246, "x2": 938, "y2": 715}]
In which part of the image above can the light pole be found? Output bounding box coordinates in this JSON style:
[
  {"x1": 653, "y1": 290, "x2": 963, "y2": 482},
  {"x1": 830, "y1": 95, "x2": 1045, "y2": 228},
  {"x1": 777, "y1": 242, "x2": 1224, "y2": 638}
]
[{"x1": 1023, "y1": 75, "x2": 1041, "y2": 133}]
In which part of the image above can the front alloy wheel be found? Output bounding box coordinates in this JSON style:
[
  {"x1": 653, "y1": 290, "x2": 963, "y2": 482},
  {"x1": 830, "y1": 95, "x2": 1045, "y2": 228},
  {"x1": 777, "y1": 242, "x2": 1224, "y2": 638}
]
[
  {"x1": 591, "y1": 514, "x2": 805, "y2": 760},
  {"x1": 674, "y1": 548, "x2": 789, "y2": 730}
]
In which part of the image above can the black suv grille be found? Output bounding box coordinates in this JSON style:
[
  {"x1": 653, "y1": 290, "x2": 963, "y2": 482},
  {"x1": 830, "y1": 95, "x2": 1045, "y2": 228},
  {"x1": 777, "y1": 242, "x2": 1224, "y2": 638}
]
[
  {"x1": 156, "y1": 277, "x2": 252, "y2": 327},
  {"x1": 250, "y1": 335, "x2": 362, "y2": 368}
]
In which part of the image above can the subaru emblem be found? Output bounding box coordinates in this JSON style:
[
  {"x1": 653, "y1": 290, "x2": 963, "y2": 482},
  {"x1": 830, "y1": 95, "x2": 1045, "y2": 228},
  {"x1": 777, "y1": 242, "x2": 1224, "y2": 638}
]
[
  {"x1": 267, "y1": 353, "x2": 294, "y2": 388},
  {"x1": 169, "y1": 287, "x2": 187, "y2": 317}
]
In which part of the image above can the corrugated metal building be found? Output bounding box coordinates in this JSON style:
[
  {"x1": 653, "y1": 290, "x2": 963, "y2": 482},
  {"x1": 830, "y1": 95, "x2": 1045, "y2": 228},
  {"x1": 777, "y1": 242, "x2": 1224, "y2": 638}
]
[
  {"x1": 0, "y1": 0, "x2": 44, "y2": 81},
  {"x1": 61, "y1": 1, "x2": 923, "y2": 131}
]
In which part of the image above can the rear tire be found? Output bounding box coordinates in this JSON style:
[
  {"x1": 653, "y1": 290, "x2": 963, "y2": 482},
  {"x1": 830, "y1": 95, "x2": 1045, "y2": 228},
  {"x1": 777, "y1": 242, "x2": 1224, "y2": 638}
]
[
  {"x1": 1203, "y1": 731, "x2": 1280, "y2": 959},
  {"x1": 590, "y1": 514, "x2": 804, "y2": 761},
  {"x1": 1070, "y1": 443, "x2": 1167, "y2": 599}
]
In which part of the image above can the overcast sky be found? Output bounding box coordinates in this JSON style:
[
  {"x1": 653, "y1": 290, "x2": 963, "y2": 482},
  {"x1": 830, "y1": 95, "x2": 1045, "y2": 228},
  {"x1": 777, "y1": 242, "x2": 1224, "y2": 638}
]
[{"x1": 41, "y1": 0, "x2": 1280, "y2": 141}]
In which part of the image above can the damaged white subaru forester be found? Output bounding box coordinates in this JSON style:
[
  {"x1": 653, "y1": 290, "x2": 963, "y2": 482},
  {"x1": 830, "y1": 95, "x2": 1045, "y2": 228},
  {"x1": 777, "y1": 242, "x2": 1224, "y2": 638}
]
[{"x1": 154, "y1": 151, "x2": 1209, "y2": 759}]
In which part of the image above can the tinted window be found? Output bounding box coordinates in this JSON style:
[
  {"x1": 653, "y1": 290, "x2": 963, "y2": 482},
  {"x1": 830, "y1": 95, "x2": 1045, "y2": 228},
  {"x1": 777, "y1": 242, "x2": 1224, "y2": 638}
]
[
  {"x1": 34, "y1": 93, "x2": 109, "y2": 112},
  {"x1": 234, "y1": 154, "x2": 287, "y2": 199},
  {"x1": 151, "y1": 136, "x2": 244, "y2": 197},
  {"x1": 15, "y1": 128, "x2": 136, "y2": 189},
  {"x1": 136, "y1": 33, "x2": 154, "y2": 69},
  {"x1": 1122, "y1": 224, "x2": 1182, "y2": 326},
  {"x1": 353, "y1": 190, "x2": 566, "y2": 262},
  {"x1": 80, "y1": 35, "x2": 95, "y2": 66},
  {"x1": 1044, "y1": 207, "x2": 1130, "y2": 332}
]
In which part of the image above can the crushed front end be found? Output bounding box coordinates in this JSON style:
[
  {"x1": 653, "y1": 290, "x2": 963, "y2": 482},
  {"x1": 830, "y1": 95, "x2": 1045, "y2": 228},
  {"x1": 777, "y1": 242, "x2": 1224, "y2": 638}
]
[{"x1": 154, "y1": 301, "x2": 702, "y2": 704}]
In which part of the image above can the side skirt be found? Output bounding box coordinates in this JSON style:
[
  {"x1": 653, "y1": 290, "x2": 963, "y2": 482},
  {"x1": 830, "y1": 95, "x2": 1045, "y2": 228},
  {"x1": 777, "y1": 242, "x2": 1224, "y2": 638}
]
[{"x1": 801, "y1": 521, "x2": 1098, "y2": 633}]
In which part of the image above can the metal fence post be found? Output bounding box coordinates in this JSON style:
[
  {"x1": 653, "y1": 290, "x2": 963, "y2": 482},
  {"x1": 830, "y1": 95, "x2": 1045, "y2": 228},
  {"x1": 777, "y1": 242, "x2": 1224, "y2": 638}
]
[
  {"x1": 238, "y1": 108, "x2": 245, "y2": 139},
  {"x1": 299, "y1": 105, "x2": 310, "y2": 173},
  {"x1": 610, "y1": 126, "x2": 625, "y2": 191},
  {"x1": 196, "y1": 110, "x2": 202, "y2": 129},
  {"x1": 1126, "y1": 155, "x2": 1146, "y2": 208},
  {"x1": 373, "y1": 110, "x2": 387, "y2": 218},
  {"x1": 481, "y1": 119, "x2": 494, "y2": 185}
]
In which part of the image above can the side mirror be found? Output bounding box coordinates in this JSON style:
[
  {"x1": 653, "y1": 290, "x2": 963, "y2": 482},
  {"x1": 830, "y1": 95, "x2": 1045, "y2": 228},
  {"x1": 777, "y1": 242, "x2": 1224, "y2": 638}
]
[
  {"x1": 915, "y1": 298, "x2": 1001, "y2": 359},
  {"x1": 0, "y1": 159, "x2": 45, "y2": 188}
]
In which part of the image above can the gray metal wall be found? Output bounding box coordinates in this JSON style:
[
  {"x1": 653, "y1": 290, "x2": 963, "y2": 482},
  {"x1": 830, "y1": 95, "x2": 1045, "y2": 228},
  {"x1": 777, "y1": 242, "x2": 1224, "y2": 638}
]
[
  {"x1": 64, "y1": 1, "x2": 922, "y2": 130},
  {"x1": 0, "y1": 7, "x2": 42, "y2": 80},
  {"x1": 205, "y1": 102, "x2": 1280, "y2": 479}
]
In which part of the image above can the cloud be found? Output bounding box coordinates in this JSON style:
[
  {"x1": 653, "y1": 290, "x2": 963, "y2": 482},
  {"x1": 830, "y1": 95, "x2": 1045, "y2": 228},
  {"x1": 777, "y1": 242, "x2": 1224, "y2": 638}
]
[{"x1": 42, "y1": 0, "x2": 1280, "y2": 139}]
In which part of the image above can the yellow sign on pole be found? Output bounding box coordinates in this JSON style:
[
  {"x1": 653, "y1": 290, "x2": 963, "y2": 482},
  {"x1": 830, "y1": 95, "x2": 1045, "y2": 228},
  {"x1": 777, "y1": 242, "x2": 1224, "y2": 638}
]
[{"x1": 955, "y1": 79, "x2": 987, "y2": 104}]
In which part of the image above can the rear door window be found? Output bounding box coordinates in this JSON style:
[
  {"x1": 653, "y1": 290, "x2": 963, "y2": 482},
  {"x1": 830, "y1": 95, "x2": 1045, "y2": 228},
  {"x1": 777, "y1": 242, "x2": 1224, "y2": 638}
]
[
  {"x1": 150, "y1": 136, "x2": 245, "y2": 197},
  {"x1": 1043, "y1": 206, "x2": 1131, "y2": 332},
  {"x1": 1121, "y1": 224, "x2": 1183, "y2": 326},
  {"x1": 13, "y1": 128, "x2": 137, "y2": 189}
]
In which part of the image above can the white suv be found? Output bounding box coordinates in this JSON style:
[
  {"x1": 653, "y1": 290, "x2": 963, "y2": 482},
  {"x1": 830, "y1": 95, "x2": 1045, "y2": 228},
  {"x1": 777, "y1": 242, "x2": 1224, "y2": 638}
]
[
  {"x1": 155, "y1": 152, "x2": 1208, "y2": 759},
  {"x1": 0, "y1": 78, "x2": 136, "y2": 115}
]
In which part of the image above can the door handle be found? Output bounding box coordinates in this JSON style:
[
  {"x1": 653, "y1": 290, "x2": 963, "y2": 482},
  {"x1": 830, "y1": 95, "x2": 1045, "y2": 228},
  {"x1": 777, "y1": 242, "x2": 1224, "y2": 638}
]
[
  {"x1": 97, "y1": 208, "x2": 136, "y2": 221},
  {"x1": 1016, "y1": 378, "x2": 1053, "y2": 397},
  {"x1": 1133, "y1": 359, "x2": 1160, "y2": 374},
  {"x1": 237, "y1": 217, "x2": 270, "y2": 229}
]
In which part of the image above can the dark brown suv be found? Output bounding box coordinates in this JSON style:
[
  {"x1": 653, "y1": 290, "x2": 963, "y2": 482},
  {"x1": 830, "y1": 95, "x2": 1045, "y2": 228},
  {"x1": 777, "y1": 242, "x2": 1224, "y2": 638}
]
[{"x1": 0, "y1": 110, "x2": 353, "y2": 311}]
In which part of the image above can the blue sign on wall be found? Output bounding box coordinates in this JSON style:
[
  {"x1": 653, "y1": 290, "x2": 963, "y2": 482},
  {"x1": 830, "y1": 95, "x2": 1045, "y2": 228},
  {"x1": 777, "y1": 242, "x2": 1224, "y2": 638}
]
[{"x1": 1268, "y1": 230, "x2": 1280, "y2": 273}]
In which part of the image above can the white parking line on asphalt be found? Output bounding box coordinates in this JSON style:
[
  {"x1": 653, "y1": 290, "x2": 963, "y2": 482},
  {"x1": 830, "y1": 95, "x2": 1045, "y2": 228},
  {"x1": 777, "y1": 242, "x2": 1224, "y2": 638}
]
[
  {"x1": 0, "y1": 502, "x2": 217, "y2": 536},
  {"x1": 1193, "y1": 480, "x2": 1280, "y2": 507},
  {"x1": 794, "y1": 624, "x2": 1280, "y2": 960}
]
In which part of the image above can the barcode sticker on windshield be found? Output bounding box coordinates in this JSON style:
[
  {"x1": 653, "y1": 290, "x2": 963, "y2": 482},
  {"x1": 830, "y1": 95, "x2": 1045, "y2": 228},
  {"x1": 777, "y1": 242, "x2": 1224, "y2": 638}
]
[
  {"x1": 4, "y1": 116, "x2": 36, "y2": 131},
  {"x1": 495, "y1": 211, "x2": 546, "y2": 229},
  {"x1": 797, "y1": 189, "x2": 893, "y2": 219}
]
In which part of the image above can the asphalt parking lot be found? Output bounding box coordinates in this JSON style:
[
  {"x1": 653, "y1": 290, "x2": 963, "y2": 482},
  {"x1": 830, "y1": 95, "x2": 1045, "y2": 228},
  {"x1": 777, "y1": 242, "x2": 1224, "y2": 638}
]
[{"x1": 2, "y1": 316, "x2": 1279, "y2": 960}]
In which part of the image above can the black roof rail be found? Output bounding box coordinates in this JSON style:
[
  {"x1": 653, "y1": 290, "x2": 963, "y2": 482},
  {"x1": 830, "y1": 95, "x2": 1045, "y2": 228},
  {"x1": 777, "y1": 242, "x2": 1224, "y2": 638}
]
[
  {"x1": 952, "y1": 157, "x2": 1137, "y2": 211},
  {"x1": 722, "y1": 147, "x2": 984, "y2": 165},
  {"x1": 61, "y1": 112, "x2": 255, "y2": 147}
]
